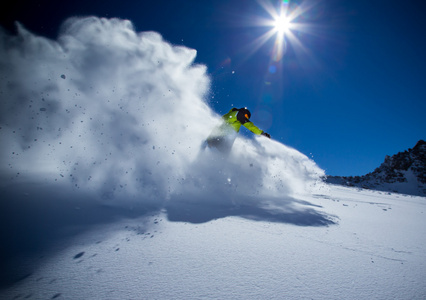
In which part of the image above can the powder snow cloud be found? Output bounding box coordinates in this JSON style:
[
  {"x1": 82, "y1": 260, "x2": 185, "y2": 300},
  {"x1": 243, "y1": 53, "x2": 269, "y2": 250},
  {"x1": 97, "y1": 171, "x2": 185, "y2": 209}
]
[{"x1": 0, "y1": 17, "x2": 325, "y2": 215}]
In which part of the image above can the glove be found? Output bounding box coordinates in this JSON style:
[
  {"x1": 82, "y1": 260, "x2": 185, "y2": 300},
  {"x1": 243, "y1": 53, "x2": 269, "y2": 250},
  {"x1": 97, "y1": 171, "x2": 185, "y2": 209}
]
[{"x1": 261, "y1": 132, "x2": 271, "y2": 138}]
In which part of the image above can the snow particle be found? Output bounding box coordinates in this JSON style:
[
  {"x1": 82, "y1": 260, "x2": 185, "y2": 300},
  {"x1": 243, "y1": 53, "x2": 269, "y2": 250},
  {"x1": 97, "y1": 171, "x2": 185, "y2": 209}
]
[{"x1": 73, "y1": 252, "x2": 85, "y2": 259}]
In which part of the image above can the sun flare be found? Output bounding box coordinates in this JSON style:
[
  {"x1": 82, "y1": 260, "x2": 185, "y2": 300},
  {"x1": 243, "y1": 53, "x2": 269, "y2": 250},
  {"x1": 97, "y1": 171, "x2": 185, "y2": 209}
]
[
  {"x1": 273, "y1": 14, "x2": 292, "y2": 34},
  {"x1": 241, "y1": 0, "x2": 312, "y2": 63},
  {"x1": 252, "y1": 0, "x2": 300, "y2": 61}
]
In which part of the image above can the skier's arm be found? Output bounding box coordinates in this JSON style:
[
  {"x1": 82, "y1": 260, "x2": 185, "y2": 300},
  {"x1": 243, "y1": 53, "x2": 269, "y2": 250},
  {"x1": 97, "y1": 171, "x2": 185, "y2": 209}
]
[
  {"x1": 243, "y1": 121, "x2": 264, "y2": 135},
  {"x1": 243, "y1": 121, "x2": 270, "y2": 138}
]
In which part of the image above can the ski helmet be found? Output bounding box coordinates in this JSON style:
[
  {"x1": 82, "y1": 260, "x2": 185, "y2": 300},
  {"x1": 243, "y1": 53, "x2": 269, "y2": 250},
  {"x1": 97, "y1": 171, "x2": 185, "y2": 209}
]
[
  {"x1": 241, "y1": 107, "x2": 251, "y2": 119},
  {"x1": 237, "y1": 107, "x2": 251, "y2": 123}
]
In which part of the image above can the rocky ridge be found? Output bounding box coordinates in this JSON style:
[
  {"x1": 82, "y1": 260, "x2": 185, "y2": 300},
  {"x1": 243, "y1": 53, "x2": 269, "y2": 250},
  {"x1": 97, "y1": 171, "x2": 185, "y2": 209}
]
[{"x1": 326, "y1": 140, "x2": 426, "y2": 196}]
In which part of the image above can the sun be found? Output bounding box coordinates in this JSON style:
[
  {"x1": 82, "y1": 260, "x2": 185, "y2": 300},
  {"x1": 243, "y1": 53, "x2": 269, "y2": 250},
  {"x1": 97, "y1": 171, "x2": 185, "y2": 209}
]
[
  {"x1": 249, "y1": 0, "x2": 300, "y2": 61},
  {"x1": 273, "y1": 14, "x2": 292, "y2": 34},
  {"x1": 240, "y1": 0, "x2": 311, "y2": 63},
  {"x1": 269, "y1": 5, "x2": 295, "y2": 61}
]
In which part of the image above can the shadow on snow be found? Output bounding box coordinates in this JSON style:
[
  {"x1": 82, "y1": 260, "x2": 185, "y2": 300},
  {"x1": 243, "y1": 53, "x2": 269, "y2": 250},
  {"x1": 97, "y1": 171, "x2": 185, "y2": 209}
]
[
  {"x1": 0, "y1": 181, "x2": 160, "y2": 289},
  {"x1": 165, "y1": 194, "x2": 336, "y2": 226},
  {"x1": 0, "y1": 180, "x2": 336, "y2": 289}
]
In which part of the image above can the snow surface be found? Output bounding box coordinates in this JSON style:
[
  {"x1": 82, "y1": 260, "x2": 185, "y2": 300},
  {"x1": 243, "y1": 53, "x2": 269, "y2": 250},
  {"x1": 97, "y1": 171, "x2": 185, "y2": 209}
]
[
  {"x1": 1, "y1": 184, "x2": 425, "y2": 300},
  {"x1": 1, "y1": 17, "x2": 426, "y2": 299}
]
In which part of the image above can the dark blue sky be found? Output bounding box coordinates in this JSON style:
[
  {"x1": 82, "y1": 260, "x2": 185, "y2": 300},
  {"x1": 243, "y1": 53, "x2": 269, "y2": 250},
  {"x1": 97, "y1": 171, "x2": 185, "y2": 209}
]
[{"x1": 1, "y1": 0, "x2": 425, "y2": 176}]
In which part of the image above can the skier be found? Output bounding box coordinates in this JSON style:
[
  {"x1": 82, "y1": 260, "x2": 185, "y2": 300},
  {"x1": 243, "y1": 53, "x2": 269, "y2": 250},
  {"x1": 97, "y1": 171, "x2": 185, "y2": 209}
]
[{"x1": 206, "y1": 107, "x2": 270, "y2": 154}]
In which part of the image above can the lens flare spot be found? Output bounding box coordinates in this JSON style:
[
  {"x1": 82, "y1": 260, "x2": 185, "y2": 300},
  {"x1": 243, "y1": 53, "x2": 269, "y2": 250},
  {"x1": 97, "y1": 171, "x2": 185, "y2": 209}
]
[{"x1": 268, "y1": 65, "x2": 277, "y2": 74}]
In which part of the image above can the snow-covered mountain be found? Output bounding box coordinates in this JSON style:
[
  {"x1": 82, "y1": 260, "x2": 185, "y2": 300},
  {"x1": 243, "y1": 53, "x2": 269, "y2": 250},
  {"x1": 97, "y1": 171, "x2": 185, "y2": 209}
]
[{"x1": 327, "y1": 140, "x2": 426, "y2": 196}]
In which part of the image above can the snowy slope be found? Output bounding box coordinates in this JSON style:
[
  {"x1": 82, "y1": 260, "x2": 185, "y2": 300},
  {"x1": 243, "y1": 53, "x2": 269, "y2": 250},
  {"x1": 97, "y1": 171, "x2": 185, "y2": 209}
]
[
  {"x1": 1, "y1": 17, "x2": 425, "y2": 300},
  {"x1": 1, "y1": 185, "x2": 425, "y2": 300}
]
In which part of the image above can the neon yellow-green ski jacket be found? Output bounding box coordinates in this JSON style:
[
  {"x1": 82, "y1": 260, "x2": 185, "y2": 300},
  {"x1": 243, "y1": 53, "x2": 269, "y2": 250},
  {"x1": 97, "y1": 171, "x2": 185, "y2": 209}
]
[{"x1": 221, "y1": 108, "x2": 263, "y2": 135}]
